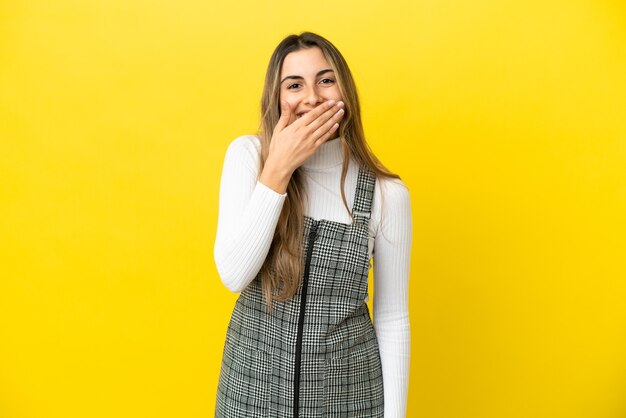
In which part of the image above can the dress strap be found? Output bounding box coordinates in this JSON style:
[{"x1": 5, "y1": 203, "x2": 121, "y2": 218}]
[{"x1": 351, "y1": 166, "x2": 376, "y2": 223}]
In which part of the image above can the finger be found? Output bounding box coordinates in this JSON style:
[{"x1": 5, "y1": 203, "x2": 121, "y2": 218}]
[
  {"x1": 314, "y1": 122, "x2": 340, "y2": 147},
  {"x1": 275, "y1": 100, "x2": 292, "y2": 131},
  {"x1": 286, "y1": 106, "x2": 297, "y2": 126},
  {"x1": 299, "y1": 99, "x2": 337, "y2": 126},
  {"x1": 305, "y1": 101, "x2": 345, "y2": 132},
  {"x1": 310, "y1": 106, "x2": 345, "y2": 141}
]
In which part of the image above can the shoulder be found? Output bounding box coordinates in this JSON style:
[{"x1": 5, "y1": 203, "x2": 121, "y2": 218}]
[
  {"x1": 223, "y1": 135, "x2": 262, "y2": 171},
  {"x1": 225, "y1": 134, "x2": 261, "y2": 156},
  {"x1": 375, "y1": 176, "x2": 411, "y2": 208},
  {"x1": 371, "y1": 175, "x2": 412, "y2": 234}
]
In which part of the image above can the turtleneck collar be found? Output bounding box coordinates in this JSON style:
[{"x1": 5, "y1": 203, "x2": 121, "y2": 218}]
[{"x1": 302, "y1": 137, "x2": 344, "y2": 171}]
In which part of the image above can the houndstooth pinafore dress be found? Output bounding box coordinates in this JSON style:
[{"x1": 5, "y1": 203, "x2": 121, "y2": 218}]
[{"x1": 215, "y1": 167, "x2": 384, "y2": 418}]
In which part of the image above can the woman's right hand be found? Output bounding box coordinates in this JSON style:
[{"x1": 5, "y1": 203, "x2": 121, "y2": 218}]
[{"x1": 259, "y1": 99, "x2": 345, "y2": 194}]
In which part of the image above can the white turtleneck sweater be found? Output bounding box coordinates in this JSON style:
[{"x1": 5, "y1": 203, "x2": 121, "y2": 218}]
[{"x1": 214, "y1": 135, "x2": 412, "y2": 417}]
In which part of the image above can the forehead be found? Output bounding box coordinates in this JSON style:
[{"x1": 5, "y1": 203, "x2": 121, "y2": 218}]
[{"x1": 280, "y1": 47, "x2": 332, "y2": 77}]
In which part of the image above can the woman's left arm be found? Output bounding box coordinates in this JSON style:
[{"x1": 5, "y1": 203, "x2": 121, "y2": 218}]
[{"x1": 373, "y1": 178, "x2": 413, "y2": 418}]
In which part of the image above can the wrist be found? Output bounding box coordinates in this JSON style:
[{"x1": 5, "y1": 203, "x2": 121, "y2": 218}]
[{"x1": 259, "y1": 159, "x2": 293, "y2": 194}]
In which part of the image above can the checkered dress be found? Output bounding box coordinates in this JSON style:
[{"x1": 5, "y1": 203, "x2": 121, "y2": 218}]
[{"x1": 215, "y1": 167, "x2": 384, "y2": 417}]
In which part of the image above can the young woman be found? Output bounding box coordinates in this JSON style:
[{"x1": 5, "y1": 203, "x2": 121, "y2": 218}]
[{"x1": 214, "y1": 32, "x2": 412, "y2": 418}]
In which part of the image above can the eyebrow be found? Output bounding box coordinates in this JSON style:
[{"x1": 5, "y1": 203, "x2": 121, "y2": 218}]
[{"x1": 280, "y1": 68, "x2": 334, "y2": 84}]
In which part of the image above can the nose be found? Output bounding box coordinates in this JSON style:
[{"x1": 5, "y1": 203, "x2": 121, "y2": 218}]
[{"x1": 303, "y1": 86, "x2": 323, "y2": 106}]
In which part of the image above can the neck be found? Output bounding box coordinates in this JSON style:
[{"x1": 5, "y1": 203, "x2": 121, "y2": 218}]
[{"x1": 302, "y1": 137, "x2": 344, "y2": 171}]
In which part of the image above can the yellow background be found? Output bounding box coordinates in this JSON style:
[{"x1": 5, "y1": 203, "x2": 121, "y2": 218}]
[{"x1": 1, "y1": 0, "x2": 625, "y2": 417}]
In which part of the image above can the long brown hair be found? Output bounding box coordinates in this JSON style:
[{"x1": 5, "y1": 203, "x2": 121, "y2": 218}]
[{"x1": 259, "y1": 32, "x2": 399, "y2": 309}]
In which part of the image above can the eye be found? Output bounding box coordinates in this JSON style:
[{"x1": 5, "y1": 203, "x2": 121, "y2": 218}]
[
  {"x1": 286, "y1": 83, "x2": 302, "y2": 90},
  {"x1": 319, "y1": 78, "x2": 335, "y2": 85}
]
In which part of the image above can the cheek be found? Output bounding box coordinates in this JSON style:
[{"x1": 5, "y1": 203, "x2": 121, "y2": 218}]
[
  {"x1": 280, "y1": 95, "x2": 299, "y2": 109},
  {"x1": 331, "y1": 85, "x2": 343, "y2": 101}
]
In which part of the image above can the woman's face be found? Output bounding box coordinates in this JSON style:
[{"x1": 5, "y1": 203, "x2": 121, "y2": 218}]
[{"x1": 279, "y1": 46, "x2": 343, "y2": 120}]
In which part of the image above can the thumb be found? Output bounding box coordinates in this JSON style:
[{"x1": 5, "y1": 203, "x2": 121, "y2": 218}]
[{"x1": 275, "y1": 100, "x2": 292, "y2": 130}]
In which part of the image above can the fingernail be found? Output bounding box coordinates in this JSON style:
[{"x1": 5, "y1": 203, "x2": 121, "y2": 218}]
[
  {"x1": 337, "y1": 101, "x2": 344, "y2": 108},
  {"x1": 337, "y1": 109, "x2": 344, "y2": 115},
  {"x1": 328, "y1": 100, "x2": 335, "y2": 106}
]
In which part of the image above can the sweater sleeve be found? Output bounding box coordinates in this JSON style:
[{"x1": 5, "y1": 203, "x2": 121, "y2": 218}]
[
  {"x1": 213, "y1": 135, "x2": 287, "y2": 293},
  {"x1": 372, "y1": 178, "x2": 412, "y2": 418}
]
